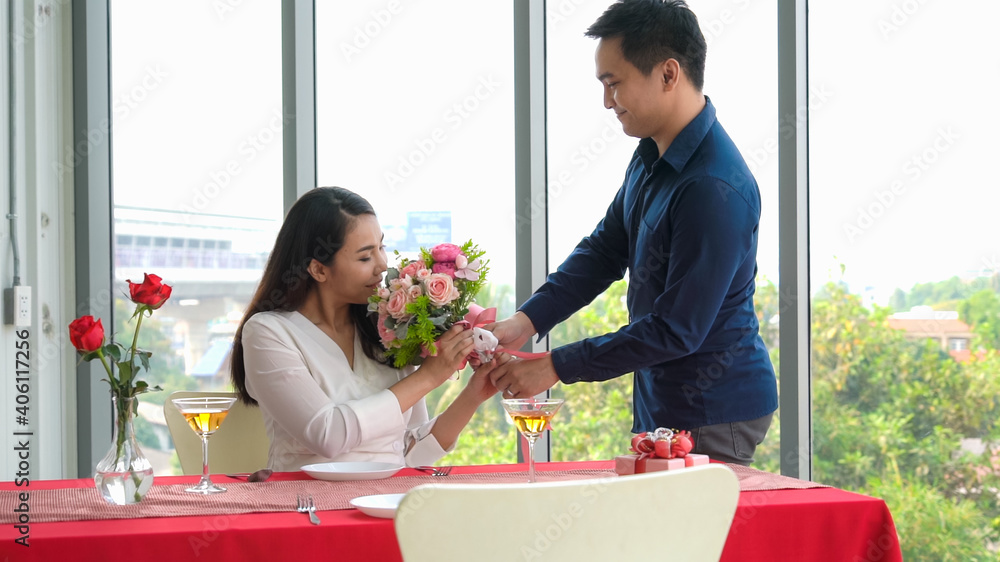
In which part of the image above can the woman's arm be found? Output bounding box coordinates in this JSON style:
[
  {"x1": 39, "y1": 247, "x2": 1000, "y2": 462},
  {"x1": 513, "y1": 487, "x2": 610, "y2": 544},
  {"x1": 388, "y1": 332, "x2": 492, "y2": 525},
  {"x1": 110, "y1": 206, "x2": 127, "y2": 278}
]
[
  {"x1": 388, "y1": 325, "x2": 475, "y2": 413},
  {"x1": 426, "y1": 354, "x2": 503, "y2": 450}
]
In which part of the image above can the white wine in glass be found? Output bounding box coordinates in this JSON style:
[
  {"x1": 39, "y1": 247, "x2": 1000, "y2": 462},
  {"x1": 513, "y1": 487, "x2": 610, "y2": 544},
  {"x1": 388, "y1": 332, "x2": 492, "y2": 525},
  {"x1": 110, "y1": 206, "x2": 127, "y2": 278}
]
[
  {"x1": 501, "y1": 398, "x2": 564, "y2": 483},
  {"x1": 171, "y1": 396, "x2": 237, "y2": 494}
]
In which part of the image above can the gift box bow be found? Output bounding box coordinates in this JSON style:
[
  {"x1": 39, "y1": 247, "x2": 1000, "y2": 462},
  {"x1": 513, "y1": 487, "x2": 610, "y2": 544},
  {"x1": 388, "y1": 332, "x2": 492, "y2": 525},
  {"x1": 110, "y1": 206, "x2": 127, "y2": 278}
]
[{"x1": 629, "y1": 427, "x2": 694, "y2": 460}]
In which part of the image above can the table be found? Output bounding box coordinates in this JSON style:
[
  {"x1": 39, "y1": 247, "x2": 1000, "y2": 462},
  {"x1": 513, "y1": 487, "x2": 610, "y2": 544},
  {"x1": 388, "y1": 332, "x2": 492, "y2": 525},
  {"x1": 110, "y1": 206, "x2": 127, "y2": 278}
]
[{"x1": 0, "y1": 461, "x2": 902, "y2": 561}]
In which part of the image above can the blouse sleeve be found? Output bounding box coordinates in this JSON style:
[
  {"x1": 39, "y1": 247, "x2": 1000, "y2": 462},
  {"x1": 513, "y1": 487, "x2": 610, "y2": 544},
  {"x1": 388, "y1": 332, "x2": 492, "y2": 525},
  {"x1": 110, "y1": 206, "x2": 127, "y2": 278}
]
[
  {"x1": 242, "y1": 315, "x2": 409, "y2": 459},
  {"x1": 401, "y1": 385, "x2": 453, "y2": 467}
]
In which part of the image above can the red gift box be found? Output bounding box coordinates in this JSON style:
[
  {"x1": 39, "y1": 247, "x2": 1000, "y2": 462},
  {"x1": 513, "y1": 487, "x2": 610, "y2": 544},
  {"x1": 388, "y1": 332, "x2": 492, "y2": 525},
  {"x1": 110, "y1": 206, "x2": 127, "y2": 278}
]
[{"x1": 614, "y1": 454, "x2": 687, "y2": 475}]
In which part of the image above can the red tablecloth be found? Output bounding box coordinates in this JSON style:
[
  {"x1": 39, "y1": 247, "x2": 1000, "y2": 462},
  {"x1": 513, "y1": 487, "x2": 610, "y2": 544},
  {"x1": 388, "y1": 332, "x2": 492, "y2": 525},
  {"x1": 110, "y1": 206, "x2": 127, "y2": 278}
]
[{"x1": 0, "y1": 461, "x2": 902, "y2": 562}]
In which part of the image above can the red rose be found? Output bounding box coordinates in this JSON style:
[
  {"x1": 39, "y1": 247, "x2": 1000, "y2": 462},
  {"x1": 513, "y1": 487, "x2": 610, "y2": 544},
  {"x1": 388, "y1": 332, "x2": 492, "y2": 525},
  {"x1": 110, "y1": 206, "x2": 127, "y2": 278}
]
[
  {"x1": 127, "y1": 273, "x2": 172, "y2": 309},
  {"x1": 68, "y1": 316, "x2": 105, "y2": 352}
]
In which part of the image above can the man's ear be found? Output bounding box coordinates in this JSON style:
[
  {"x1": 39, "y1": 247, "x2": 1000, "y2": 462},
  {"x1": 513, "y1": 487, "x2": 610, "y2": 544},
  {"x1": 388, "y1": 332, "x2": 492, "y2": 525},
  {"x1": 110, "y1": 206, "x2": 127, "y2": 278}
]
[
  {"x1": 661, "y1": 58, "x2": 681, "y2": 90},
  {"x1": 307, "y1": 258, "x2": 328, "y2": 282}
]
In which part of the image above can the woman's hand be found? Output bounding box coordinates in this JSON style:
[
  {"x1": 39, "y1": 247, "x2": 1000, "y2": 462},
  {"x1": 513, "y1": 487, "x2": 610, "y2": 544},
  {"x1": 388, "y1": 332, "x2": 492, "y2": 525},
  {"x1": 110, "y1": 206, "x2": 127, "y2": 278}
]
[
  {"x1": 461, "y1": 352, "x2": 510, "y2": 404},
  {"x1": 420, "y1": 325, "x2": 475, "y2": 382}
]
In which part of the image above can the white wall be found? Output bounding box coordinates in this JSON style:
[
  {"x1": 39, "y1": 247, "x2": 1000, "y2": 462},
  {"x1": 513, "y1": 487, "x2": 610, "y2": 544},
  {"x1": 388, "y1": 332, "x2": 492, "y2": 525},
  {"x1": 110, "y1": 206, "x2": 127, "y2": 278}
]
[{"x1": 1, "y1": 0, "x2": 76, "y2": 481}]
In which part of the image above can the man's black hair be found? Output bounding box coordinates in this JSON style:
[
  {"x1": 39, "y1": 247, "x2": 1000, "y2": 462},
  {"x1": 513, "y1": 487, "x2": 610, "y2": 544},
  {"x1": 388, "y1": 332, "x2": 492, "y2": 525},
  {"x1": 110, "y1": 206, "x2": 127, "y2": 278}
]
[{"x1": 586, "y1": 0, "x2": 707, "y2": 91}]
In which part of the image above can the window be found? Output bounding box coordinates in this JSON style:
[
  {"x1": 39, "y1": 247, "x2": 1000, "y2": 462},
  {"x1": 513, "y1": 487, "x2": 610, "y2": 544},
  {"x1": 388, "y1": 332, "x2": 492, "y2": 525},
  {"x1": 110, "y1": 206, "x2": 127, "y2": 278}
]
[
  {"x1": 316, "y1": 0, "x2": 517, "y2": 464},
  {"x1": 808, "y1": 1, "x2": 1000, "y2": 557},
  {"x1": 110, "y1": 0, "x2": 282, "y2": 475}
]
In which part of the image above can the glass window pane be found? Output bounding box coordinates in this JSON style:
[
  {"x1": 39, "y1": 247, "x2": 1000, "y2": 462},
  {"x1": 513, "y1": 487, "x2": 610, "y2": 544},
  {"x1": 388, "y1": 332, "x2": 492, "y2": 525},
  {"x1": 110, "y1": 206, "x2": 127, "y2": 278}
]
[
  {"x1": 809, "y1": 2, "x2": 1000, "y2": 558},
  {"x1": 316, "y1": 1, "x2": 516, "y2": 464},
  {"x1": 546, "y1": 1, "x2": 779, "y2": 463},
  {"x1": 110, "y1": 0, "x2": 282, "y2": 475}
]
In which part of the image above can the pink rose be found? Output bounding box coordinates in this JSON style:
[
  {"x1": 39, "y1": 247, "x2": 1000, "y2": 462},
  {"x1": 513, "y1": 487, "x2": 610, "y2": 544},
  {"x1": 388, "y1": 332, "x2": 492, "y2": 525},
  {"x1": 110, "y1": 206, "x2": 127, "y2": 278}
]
[
  {"x1": 425, "y1": 273, "x2": 460, "y2": 307},
  {"x1": 400, "y1": 261, "x2": 422, "y2": 279},
  {"x1": 377, "y1": 287, "x2": 390, "y2": 299},
  {"x1": 385, "y1": 289, "x2": 411, "y2": 320},
  {"x1": 432, "y1": 261, "x2": 457, "y2": 278},
  {"x1": 431, "y1": 243, "x2": 463, "y2": 262},
  {"x1": 416, "y1": 268, "x2": 432, "y2": 281},
  {"x1": 407, "y1": 285, "x2": 423, "y2": 300},
  {"x1": 377, "y1": 314, "x2": 397, "y2": 346}
]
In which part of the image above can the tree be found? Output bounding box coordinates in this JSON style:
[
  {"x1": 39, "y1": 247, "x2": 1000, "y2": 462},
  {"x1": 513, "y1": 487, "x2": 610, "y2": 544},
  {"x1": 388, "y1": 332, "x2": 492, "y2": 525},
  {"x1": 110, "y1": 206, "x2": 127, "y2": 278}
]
[
  {"x1": 808, "y1": 280, "x2": 1000, "y2": 559},
  {"x1": 958, "y1": 289, "x2": 1000, "y2": 350}
]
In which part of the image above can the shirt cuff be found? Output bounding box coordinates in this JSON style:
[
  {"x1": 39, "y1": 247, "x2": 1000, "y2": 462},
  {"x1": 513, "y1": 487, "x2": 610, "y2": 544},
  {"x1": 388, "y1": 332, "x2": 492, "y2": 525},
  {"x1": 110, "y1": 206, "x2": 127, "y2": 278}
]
[
  {"x1": 345, "y1": 389, "x2": 406, "y2": 442},
  {"x1": 403, "y1": 416, "x2": 451, "y2": 467},
  {"x1": 551, "y1": 341, "x2": 588, "y2": 383}
]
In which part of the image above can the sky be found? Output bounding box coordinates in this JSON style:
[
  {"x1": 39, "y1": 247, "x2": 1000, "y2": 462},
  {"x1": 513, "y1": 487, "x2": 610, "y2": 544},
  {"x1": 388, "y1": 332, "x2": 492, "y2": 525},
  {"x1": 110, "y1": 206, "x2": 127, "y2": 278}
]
[{"x1": 110, "y1": 0, "x2": 1000, "y2": 306}]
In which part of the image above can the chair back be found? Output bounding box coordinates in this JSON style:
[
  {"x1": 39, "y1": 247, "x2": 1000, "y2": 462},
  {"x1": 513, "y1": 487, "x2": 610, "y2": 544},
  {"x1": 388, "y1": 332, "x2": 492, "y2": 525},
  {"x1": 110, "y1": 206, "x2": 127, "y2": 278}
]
[
  {"x1": 162, "y1": 390, "x2": 269, "y2": 475},
  {"x1": 394, "y1": 464, "x2": 739, "y2": 562}
]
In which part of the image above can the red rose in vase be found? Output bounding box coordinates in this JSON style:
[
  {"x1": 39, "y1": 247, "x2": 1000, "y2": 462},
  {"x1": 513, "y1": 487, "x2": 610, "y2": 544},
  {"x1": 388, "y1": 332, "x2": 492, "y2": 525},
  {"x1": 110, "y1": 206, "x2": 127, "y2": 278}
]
[
  {"x1": 68, "y1": 315, "x2": 105, "y2": 352},
  {"x1": 127, "y1": 273, "x2": 172, "y2": 310}
]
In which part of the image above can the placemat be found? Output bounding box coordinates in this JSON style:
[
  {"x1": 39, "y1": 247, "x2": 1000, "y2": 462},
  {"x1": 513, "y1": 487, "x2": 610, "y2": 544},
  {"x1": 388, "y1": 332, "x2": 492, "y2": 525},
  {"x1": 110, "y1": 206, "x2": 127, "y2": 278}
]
[
  {"x1": 0, "y1": 465, "x2": 826, "y2": 524},
  {"x1": 726, "y1": 463, "x2": 828, "y2": 491}
]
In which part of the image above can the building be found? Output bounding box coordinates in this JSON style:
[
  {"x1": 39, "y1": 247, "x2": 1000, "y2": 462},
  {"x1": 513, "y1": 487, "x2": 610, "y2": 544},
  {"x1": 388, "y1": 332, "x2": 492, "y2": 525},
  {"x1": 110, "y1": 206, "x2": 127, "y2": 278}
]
[{"x1": 887, "y1": 307, "x2": 974, "y2": 361}]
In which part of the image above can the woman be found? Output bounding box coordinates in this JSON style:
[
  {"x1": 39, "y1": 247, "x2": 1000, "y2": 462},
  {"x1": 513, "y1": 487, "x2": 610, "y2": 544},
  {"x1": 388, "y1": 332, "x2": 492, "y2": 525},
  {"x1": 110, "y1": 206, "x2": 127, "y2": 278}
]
[{"x1": 231, "y1": 187, "x2": 498, "y2": 471}]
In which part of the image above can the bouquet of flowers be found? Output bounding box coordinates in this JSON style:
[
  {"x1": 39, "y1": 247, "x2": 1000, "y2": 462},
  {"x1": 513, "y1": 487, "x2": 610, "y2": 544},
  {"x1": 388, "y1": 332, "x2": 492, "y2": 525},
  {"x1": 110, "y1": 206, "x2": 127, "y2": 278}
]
[{"x1": 368, "y1": 241, "x2": 489, "y2": 368}]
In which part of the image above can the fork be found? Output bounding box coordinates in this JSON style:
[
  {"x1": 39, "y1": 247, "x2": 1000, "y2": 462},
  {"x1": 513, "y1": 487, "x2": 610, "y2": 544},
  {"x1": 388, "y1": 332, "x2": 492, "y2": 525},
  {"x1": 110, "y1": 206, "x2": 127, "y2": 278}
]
[
  {"x1": 297, "y1": 494, "x2": 321, "y2": 525},
  {"x1": 416, "y1": 466, "x2": 453, "y2": 477}
]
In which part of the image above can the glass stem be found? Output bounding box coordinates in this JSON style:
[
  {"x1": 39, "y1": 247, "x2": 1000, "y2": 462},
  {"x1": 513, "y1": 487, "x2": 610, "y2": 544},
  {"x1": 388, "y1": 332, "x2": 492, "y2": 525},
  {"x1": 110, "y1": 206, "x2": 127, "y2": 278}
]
[
  {"x1": 526, "y1": 437, "x2": 536, "y2": 483},
  {"x1": 200, "y1": 434, "x2": 211, "y2": 485}
]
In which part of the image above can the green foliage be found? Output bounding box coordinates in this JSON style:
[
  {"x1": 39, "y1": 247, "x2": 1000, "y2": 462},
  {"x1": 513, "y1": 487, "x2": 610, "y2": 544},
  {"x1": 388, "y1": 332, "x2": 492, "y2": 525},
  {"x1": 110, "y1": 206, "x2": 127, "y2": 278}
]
[
  {"x1": 865, "y1": 477, "x2": 994, "y2": 561},
  {"x1": 897, "y1": 273, "x2": 1000, "y2": 310},
  {"x1": 373, "y1": 241, "x2": 491, "y2": 368},
  {"x1": 958, "y1": 289, "x2": 1000, "y2": 350},
  {"x1": 810, "y1": 280, "x2": 1000, "y2": 559},
  {"x1": 548, "y1": 280, "x2": 635, "y2": 461}
]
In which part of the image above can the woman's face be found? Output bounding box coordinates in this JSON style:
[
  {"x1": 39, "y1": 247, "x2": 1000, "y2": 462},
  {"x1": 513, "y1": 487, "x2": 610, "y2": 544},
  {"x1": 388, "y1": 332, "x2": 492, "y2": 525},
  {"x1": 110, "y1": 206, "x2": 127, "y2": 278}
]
[{"x1": 326, "y1": 214, "x2": 387, "y2": 305}]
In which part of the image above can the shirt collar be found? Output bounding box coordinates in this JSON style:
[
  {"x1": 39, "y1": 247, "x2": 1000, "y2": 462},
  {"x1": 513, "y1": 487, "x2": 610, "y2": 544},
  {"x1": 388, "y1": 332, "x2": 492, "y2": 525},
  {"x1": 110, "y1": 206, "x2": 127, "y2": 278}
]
[{"x1": 637, "y1": 96, "x2": 717, "y2": 172}]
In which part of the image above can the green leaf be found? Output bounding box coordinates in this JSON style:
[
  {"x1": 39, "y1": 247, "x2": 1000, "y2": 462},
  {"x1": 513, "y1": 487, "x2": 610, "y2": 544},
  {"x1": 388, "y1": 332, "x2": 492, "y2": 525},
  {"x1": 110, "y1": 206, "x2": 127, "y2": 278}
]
[
  {"x1": 117, "y1": 361, "x2": 133, "y2": 383},
  {"x1": 104, "y1": 344, "x2": 122, "y2": 363},
  {"x1": 137, "y1": 350, "x2": 152, "y2": 372}
]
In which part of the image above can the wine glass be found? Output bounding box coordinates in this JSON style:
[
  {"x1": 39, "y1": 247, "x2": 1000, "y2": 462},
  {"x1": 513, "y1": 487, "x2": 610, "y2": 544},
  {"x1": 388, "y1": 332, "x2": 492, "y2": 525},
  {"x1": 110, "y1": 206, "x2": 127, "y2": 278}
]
[
  {"x1": 171, "y1": 396, "x2": 237, "y2": 494},
  {"x1": 501, "y1": 398, "x2": 564, "y2": 483}
]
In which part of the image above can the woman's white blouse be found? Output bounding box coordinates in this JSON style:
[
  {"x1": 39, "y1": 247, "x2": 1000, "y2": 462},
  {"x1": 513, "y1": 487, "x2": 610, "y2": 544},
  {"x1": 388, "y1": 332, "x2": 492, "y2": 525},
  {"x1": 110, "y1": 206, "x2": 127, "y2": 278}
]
[{"x1": 242, "y1": 310, "x2": 449, "y2": 471}]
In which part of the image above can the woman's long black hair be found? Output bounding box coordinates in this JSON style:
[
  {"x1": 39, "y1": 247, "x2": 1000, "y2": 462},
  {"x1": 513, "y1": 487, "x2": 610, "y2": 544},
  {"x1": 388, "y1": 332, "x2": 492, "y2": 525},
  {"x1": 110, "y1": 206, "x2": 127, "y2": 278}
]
[{"x1": 231, "y1": 187, "x2": 388, "y2": 405}]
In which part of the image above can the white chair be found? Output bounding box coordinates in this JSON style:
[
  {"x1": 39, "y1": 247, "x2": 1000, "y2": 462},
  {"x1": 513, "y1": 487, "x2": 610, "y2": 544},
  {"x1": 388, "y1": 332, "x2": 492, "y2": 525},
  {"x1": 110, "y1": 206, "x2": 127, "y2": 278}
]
[
  {"x1": 162, "y1": 390, "x2": 270, "y2": 475},
  {"x1": 394, "y1": 464, "x2": 739, "y2": 562}
]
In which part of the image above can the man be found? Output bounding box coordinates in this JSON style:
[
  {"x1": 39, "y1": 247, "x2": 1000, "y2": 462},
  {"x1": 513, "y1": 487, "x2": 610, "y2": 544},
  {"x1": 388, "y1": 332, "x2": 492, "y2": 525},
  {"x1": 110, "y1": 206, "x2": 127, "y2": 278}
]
[{"x1": 488, "y1": 0, "x2": 777, "y2": 465}]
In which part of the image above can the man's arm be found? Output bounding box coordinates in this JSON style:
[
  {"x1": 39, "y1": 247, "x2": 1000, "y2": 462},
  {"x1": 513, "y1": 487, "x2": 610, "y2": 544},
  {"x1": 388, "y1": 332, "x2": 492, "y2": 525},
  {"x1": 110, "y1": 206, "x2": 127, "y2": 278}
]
[
  {"x1": 553, "y1": 176, "x2": 758, "y2": 383},
  {"x1": 518, "y1": 183, "x2": 631, "y2": 337}
]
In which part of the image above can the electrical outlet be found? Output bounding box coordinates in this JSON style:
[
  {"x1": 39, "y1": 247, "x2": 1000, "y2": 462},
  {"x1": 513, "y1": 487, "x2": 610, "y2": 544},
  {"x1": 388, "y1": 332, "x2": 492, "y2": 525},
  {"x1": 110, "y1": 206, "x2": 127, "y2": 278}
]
[
  {"x1": 4, "y1": 286, "x2": 31, "y2": 326},
  {"x1": 15, "y1": 286, "x2": 31, "y2": 327}
]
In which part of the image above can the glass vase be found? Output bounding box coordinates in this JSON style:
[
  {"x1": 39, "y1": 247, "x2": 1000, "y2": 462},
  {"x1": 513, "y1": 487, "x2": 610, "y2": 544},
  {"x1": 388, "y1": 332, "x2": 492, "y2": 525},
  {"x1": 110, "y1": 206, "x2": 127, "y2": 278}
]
[{"x1": 94, "y1": 394, "x2": 154, "y2": 505}]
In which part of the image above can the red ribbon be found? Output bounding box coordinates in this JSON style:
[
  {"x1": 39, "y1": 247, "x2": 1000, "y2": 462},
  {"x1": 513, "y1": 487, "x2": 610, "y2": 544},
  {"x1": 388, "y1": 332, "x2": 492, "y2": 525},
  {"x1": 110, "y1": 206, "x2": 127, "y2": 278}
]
[{"x1": 458, "y1": 305, "x2": 548, "y2": 360}]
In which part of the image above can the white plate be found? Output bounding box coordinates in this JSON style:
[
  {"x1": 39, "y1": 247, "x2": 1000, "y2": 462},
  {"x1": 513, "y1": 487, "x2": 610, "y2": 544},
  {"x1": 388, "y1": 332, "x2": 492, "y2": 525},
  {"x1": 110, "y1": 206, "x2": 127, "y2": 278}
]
[
  {"x1": 350, "y1": 493, "x2": 406, "y2": 519},
  {"x1": 300, "y1": 461, "x2": 403, "y2": 481}
]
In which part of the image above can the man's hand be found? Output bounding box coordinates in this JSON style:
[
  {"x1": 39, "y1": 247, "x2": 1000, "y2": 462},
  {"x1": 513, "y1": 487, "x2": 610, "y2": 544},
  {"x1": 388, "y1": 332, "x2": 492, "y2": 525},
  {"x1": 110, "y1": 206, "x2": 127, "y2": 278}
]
[
  {"x1": 489, "y1": 354, "x2": 560, "y2": 399},
  {"x1": 483, "y1": 311, "x2": 537, "y2": 352}
]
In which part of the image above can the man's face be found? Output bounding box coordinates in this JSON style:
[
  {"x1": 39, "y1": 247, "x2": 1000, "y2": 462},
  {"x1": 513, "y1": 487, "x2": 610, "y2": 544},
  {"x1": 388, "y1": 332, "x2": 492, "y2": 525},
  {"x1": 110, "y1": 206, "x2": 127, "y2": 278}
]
[{"x1": 595, "y1": 37, "x2": 667, "y2": 139}]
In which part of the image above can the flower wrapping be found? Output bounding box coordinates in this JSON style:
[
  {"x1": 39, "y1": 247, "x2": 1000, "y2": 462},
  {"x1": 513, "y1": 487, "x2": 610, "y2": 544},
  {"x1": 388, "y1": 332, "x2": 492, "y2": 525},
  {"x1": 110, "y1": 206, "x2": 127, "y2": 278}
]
[{"x1": 368, "y1": 241, "x2": 489, "y2": 368}]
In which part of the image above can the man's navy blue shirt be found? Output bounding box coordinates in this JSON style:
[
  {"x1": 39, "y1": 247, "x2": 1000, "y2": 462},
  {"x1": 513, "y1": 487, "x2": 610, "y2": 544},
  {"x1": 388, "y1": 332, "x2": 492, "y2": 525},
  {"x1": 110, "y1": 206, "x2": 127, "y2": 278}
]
[{"x1": 520, "y1": 98, "x2": 778, "y2": 431}]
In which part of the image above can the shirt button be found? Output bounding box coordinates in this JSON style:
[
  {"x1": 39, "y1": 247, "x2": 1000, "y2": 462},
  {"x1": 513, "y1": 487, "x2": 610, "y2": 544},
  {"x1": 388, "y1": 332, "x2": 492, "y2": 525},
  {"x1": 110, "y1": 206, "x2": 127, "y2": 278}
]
[{"x1": 392, "y1": 441, "x2": 402, "y2": 452}]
